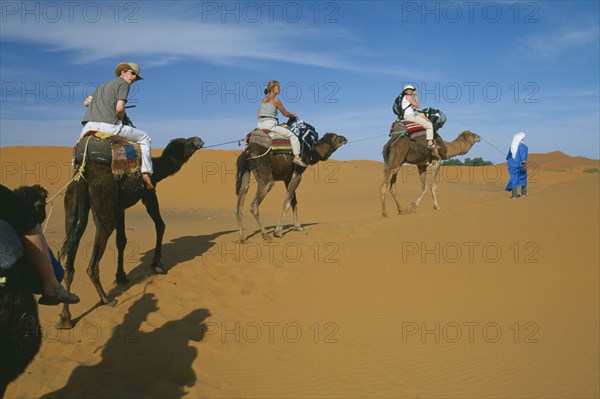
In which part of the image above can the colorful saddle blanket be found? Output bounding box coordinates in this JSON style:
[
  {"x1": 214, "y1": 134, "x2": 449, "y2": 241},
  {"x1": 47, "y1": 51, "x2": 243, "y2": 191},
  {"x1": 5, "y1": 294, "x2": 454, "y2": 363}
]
[
  {"x1": 270, "y1": 135, "x2": 293, "y2": 154},
  {"x1": 245, "y1": 119, "x2": 319, "y2": 155},
  {"x1": 245, "y1": 129, "x2": 293, "y2": 154},
  {"x1": 389, "y1": 120, "x2": 427, "y2": 140},
  {"x1": 74, "y1": 131, "x2": 142, "y2": 177}
]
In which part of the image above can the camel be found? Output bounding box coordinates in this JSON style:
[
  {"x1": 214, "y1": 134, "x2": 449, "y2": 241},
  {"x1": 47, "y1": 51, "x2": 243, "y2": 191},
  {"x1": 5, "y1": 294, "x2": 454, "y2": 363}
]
[
  {"x1": 380, "y1": 130, "x2": 481, "y2": 217},
  {"x1": 0, "y1": 185, "x2": 51, "y2": 398},
  {"x1": 236, "y1": 132, "x2": 347, "y2": 243},
  {"x1": 0, "y1": 224, "x2": 42, "y2": 399},
  {"x1": 58, "y1": 136, "x2": 204, "y2": 328}
]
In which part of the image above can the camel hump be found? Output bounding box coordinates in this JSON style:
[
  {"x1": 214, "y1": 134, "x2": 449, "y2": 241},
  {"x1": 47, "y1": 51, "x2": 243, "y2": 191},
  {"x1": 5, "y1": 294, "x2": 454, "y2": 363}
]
[{"x1": 74, "y1": 132, "x2": 141, "y2": 176}]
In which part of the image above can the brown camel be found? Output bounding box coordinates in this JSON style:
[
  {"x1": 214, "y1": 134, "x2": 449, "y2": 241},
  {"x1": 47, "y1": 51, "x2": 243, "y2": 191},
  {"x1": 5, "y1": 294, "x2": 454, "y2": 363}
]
[
  {"x1": 236, "y1": 132, "x2": 347, "y2": 242},
  {"x1": 58, "y1": 136, "x2": 204, "y2": 328},
  {"x1": 380, "y1": 130, "x2": 480, "y2": 217}
]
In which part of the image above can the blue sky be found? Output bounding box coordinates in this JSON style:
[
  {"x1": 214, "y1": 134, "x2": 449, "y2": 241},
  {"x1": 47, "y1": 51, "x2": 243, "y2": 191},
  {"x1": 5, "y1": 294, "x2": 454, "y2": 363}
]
[{"x1": 1, "y1": 0, "x2": 599, "y2": 163}]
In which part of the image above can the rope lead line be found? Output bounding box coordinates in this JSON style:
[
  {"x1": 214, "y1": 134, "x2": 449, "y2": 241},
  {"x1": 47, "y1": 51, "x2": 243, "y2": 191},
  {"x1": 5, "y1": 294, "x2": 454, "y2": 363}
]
[{"x1": 203, "y1": 139, "x2": 245, "y2": 149}]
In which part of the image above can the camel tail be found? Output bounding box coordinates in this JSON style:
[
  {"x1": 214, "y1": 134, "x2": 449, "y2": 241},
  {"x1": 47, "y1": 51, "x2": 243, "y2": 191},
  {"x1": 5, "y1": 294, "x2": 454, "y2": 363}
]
[
  {"x1": 60, "y1": 180, "x2": 90, "y2": 261},
  {"x1": 235, "y1": 152, "x2": 249, "y2": 196},
  {"x1": 382, "y1": 141, "x2": 392, "y2": 168}
]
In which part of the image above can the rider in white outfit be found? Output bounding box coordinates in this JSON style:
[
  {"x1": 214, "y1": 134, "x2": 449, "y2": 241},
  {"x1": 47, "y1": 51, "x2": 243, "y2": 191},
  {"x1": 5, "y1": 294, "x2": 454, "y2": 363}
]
[
  {"x1": 81, "y1": 62, "x2": 155, "y2": 191},
  {"x1": 257, "y1": 80, "x2": 307, "y2": 168},
  {"x1": 400, "y1": 84, "x2": 436, "y2": 149}
]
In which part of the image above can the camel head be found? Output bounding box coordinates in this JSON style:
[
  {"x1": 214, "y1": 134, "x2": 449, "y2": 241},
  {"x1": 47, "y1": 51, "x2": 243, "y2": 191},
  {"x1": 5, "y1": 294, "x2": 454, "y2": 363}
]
[
  {"x1": 161, "y1": 136, "x2": 204, "y2": 164},
  {"x1": 319, "y1": 133, "x2": 348, "y2": 150},
  {"x1": 13, "y1": 184, "x2": 49, "y2": 224},
  {"x1": 310, "y1": 133, "x2": 348, "y2": 162},
  {"x1": 458, "y1": 130, "x2": 481, "y2": 144}
]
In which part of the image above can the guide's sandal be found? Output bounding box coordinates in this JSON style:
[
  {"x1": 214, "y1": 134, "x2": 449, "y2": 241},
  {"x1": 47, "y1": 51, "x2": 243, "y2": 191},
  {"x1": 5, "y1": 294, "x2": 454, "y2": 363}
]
[{"x1": 39, "y1": 285, "x2": 80, "y2": 306}]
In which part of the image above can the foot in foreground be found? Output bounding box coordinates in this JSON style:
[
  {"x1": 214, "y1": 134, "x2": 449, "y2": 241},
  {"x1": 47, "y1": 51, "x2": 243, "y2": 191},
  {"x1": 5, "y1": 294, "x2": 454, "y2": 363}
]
[{"x1": 39, "y1": 284, "x2": 80, "y2": 306}]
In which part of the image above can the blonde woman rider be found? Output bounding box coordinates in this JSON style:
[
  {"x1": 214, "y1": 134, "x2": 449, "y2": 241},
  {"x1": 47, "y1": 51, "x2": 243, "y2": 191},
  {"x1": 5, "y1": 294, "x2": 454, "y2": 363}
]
[{"x1": 257, "y1": 80, "x2": 307, "y2": 167}]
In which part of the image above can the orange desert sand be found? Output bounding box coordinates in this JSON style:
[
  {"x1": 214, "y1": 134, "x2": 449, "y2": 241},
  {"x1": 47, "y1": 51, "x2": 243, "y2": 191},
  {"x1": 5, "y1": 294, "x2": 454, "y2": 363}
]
[{"x1": 1, "y1": 146, "x2": 598, "y2": 398}]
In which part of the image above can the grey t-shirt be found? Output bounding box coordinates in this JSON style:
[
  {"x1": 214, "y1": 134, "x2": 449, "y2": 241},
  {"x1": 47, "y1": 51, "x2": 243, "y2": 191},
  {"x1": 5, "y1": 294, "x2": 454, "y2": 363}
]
[{"x1": 82, "y1": 77, "x2": 130, "y2": 125}]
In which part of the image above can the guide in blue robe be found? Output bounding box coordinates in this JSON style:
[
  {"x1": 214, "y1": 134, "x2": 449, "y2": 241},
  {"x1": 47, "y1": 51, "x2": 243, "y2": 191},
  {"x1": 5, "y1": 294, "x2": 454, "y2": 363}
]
[{"x1": 505, "y1": 132, "x2": 528, "y2": 194}]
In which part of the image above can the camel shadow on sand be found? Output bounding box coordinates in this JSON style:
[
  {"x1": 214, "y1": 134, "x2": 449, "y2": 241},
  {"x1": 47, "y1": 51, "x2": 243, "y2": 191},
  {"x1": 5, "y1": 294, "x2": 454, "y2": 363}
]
[
  {"x1": 42, "y1": 293, "x2": 210, "y2": 399},
  {"x1": 69, "y1": 230, "x2": 234, "y2": 327},
  {"x1": 244, "y1": 222, "x2": 319, "y2": 241},
  {"x1": 107, "y1": 229, "x2": 237, "y2": 299}
]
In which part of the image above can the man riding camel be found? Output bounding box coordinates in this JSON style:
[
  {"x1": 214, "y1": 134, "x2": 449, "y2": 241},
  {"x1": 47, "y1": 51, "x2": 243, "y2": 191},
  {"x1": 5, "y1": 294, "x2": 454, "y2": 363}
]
[{"x1": 81, "y1": 62, "x2": 155, "y2": 191}]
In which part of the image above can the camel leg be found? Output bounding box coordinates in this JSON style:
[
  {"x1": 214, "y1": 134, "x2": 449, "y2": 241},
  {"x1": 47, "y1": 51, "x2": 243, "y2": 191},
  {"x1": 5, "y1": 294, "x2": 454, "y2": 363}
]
[
  {"x1": 236, "y1": 170, "x2": 251, "y2": 243},
  {"x1": 380, "y1": 172, "x2": 392, "y2": 217},
  {"x1": 142, "y1": 192, "x2": 167, "y2": 274},
  {"x1": 291, "y1": 192, "x2": 304, "y2": 232},
  {"x1": 389, "y1": 170, "x2": 406, "y2": 215},
  {"x1": 85, "y1": 180, "x2": 118, "y2": 306},
  {"x1": 274, "y1": 174, "x2": 302, "y2": 238},
  {"x1": 409, "y1": 165, "x2": 429, "y2": 212},
  {"x1": 430, "y1": 161, "x2": 441, "y2": 209},
  {"x1": 58, "y1": 180, "x2": 90, "y2": 329},
  {"x1": 88, "y1": 216, "x2": 116, "y2": 306},
  {"x1": 115, "y1": 210, "x2": 129, "y2": 284},
  {"x1": 380, "y1": 167, "x2": 403, "y2": 217},
  {"x1": 249, "y1": 174, "x2": 275, "y2": 241}
]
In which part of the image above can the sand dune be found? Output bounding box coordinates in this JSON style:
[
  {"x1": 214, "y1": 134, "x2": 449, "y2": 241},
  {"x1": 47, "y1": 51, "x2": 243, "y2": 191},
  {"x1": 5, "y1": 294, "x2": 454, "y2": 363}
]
[{"x1": 1, "y1": 146, "x2": 598, "y2": 398}]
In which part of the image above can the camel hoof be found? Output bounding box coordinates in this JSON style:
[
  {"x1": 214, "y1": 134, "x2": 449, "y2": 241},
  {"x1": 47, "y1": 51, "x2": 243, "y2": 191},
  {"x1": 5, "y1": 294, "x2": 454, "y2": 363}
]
[
  {"x1": 433, "y1": 204, "x2": 440, "y2": 210},
  {"x1": 57, "y1": 319, "x2": 73, "y2": 330},
  {"x1": 105, "y1": 298, "x2": 118, "y2": 307},
  {"x1": 262, "y1": 233, "x2": 273, "y2": 241},
  {"x1": 273, "y1": 231, "x2": 283, "y2": 238},
  {"x1": 293, "y1": 226, "x2": 304, "y2": 232},
  {"x1": 116, "y1": 274, "x2": 129, "y2": 285},
  {"x1": 152, "y1": 264, "x2": 167, "y2": 275}
]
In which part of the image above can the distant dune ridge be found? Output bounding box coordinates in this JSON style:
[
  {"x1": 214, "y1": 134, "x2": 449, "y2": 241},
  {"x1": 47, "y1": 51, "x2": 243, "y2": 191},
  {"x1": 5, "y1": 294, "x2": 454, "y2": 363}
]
[{"x1": 1, "y1": 146, "x2": 598, "y2": 398}]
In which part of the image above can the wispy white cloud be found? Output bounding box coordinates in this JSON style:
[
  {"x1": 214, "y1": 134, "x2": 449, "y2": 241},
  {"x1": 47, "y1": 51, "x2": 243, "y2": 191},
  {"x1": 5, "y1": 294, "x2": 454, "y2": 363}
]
[
  {"x1": 1, "y1": 15, "x2": 364, "y2": 71},
  {"x1": 519, "y1": 25, "x2": 599, "y2": 59},
  {"x1": 1, "y1": 8, "x2": 437, "y2": 80}
]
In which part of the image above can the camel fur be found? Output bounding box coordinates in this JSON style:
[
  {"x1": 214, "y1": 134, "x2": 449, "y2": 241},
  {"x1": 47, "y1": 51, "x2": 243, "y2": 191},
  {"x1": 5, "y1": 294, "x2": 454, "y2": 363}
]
[{"x1": 380, "y1": 130, "x2": 480, "y2": 217}]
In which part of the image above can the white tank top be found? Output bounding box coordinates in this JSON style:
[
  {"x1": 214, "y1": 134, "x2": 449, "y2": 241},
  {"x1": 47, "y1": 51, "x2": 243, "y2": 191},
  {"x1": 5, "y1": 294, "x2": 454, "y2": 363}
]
[
  {"x1": 259, "y1": 102, "x2": 278, "y2": 119},
  {"x1": 401, "y1": 96, "x2": 415, "y2": 116}
]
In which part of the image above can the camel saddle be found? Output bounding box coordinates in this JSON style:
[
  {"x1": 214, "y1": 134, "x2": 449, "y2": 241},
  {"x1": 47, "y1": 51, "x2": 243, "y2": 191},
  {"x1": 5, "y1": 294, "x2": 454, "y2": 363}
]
[
  {"x1": 245, "y1": 129, "x2": 293, "y2": 154},
  {"x1": 389, "y1": 120, "x2": 427, "y2": 140},
  {"x1": 73, "y1": 131, "x2": 142, "y2": 177},
  {"x1": 245, "y1": 120, "x2": 319, "y2": 155}
]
